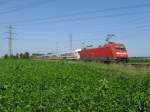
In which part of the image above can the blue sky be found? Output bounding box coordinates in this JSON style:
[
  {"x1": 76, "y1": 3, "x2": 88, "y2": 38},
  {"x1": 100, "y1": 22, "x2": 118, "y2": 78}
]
[{"x1": 0, "y1": 0, "x2": 150, "y2": 57}]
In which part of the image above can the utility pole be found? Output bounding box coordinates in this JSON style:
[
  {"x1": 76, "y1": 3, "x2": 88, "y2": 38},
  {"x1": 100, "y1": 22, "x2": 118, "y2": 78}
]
[
  {"x1": 6, "y1": 25, "x2": 15, "y2": 56},
  {"x1": 55, "y1": 41, "x2": 58, "y2": 54},
  {"x1": 69, "y1": 34, "x2": 72, "y2": 51},
  {"x1": 81, "y1": 42, "x2": 85, "y2": 49}
]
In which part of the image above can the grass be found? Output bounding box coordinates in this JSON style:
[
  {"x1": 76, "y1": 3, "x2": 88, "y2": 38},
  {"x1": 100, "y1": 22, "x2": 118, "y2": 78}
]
[
  {"x1": 129, "y1": 58, "x2": 150, "y2": 64},
  {"x1": 0, "y1": 59, "x2": 150, "y2": 112}
]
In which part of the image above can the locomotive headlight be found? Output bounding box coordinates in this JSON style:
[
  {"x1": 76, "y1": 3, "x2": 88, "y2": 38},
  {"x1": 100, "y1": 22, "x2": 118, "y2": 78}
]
[{"x1": 116, "y1": 52, "x2": 127, "y2": 55}]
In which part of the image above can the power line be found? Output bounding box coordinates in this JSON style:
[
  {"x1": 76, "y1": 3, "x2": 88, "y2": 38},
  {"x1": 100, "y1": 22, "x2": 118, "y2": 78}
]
[
  {"x1": 55, "y1": 41, "x2": 59, "y2": 54},
  {"x1": 0, "y1": 0, "x2": 55, "y2": 14},
  {"x1": 69, "y1": 34, "x2": 73, "y2": 50},
  {"x1": 0, "y1": 2, "x2": 149, "y2": 36},
  {"x1": 0, "y1": 0, "x2": 12, "y2": 5},
  {"x1": 0, "y1": 3, "x2": 149, "y2": 28},
  {"x1": 5, "y1": 25, "x2": 16, "y2": 56},
  {"x1": 4, "y1": 2, "x2": 150, "y2": 24},
  {"x1": 31, "y1": 3, "x2": 150, "y2": 21},
  {"x1": 13, "y1": 10, "x2": 150, "y2": 26}
]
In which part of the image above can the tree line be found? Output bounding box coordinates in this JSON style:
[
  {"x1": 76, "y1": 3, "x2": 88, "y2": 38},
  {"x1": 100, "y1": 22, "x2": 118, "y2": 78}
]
[{"x1": 4, "y1": 52, "x2": 30, "y2": 59}]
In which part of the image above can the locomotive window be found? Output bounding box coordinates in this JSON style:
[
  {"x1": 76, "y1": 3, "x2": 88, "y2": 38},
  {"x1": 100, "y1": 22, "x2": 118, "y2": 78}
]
[{"x1": 115, "y1": 46, "x2": 126, "y2": 50}]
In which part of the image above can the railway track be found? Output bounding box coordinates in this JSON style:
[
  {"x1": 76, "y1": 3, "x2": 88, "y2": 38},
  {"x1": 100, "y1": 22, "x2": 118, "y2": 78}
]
[
  {"x1": 33, "y1": 58, "x2": 150, "y2": 69},
  {"x1": 126, "y1": 63, "x2": 150, "y2": 68}
]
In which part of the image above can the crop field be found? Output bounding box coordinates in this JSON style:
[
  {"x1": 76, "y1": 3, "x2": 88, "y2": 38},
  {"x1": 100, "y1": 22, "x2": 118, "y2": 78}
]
[{"x1": 0, "y1": 60, "x2": 150, "y2": 112}]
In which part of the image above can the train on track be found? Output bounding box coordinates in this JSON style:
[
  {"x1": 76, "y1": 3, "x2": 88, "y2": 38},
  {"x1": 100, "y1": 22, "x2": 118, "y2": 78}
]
[
  {"x1": 37, "y1": 39, "x2": 128, "y2": 63},
  {"x1": 60, "y1": 41, "x2": 128, "y2": 63},
  {"x1": 80, "y1": 42, "x2": 128, "y2": 63}
]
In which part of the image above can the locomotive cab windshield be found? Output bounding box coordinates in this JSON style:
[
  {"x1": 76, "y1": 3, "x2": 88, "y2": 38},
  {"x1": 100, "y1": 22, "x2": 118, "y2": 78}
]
[{"x1": 115, "y1": 46, "x2": 126, "y2": 51}]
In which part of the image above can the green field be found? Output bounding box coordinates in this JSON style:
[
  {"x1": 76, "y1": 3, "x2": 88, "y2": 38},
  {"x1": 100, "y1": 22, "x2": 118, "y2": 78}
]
[
  {"x1": 0, "y1": 60, "x2": 150, "y2": 112},
  {"x1": 129, "y1": 58, "x2": 150, "y2": 64}
]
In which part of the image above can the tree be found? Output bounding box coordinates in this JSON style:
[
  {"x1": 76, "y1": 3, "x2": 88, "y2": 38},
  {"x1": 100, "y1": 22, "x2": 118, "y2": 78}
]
[
  {"x1": 20, "y1": 53, "x2": 24, "y2": 59},
  {"x1": 4, "y1": 54, "x2": 8, "y2": 59},
  {"x1": 23, "y1": 52, "x2": 30, "y2": 59},
  {"x1": 16, "y1": 53, "x2": 20, "y2": 59}
]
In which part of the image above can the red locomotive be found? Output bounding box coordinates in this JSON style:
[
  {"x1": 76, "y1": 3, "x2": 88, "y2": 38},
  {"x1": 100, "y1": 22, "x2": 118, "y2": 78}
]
[{"x1": 80, "y1": 42, "x2": 128, "y2": 63}]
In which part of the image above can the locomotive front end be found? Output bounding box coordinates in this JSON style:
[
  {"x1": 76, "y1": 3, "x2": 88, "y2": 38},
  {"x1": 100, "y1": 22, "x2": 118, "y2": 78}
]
[{"x1": 114, "y1": 44, "x2": 128, "y2": 62}]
